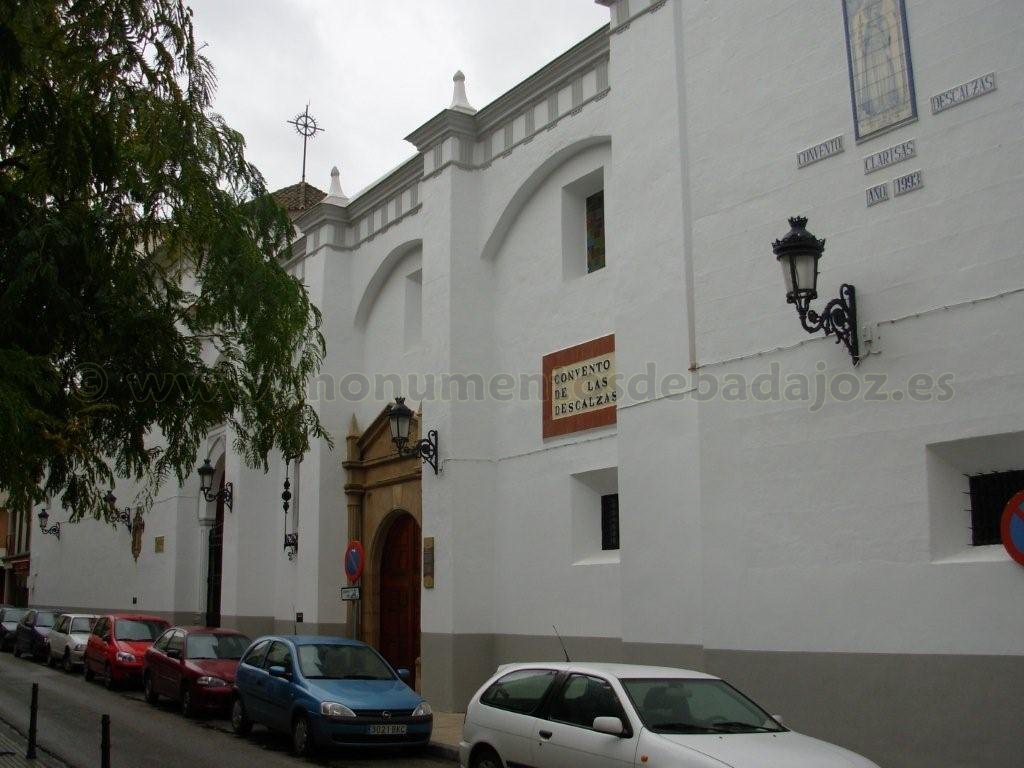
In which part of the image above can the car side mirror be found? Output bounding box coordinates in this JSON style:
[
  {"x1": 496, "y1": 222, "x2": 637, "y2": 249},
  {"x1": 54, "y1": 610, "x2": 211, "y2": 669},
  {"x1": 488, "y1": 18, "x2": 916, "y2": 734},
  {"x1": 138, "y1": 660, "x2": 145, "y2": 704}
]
[
  {"x1": 268, "y1": 665, "x2": 290, "y2": 679},
  {"x1": 593, "y1": 716, "x2": 626, "y2": 736},
  {"x1": 167, "y1": 649, "x2": 181, "y2": 660},
  {"x1": 396, "y1": 668, "x2": 411, "y2": 682}
]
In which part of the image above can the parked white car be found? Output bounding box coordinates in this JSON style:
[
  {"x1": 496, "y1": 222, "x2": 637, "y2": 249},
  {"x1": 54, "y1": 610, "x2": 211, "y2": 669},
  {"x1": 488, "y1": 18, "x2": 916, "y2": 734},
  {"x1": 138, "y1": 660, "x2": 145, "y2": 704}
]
[
  {"x1": 460, "y1": 662, "x2": 880, "y2": 768},
  {"x1": 47, "y1": 613, "x2": 97, "y2": 672}
]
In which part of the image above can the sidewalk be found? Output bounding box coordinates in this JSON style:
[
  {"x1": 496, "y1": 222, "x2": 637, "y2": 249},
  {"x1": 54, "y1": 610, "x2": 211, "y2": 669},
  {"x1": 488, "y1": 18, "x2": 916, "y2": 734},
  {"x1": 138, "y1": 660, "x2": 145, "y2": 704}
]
[
  {"x1": 0, "y1": 717, "x2": 67, "y2": 768},
  {"x1": 426, "y1": 711, "x2": 463, "y2": 762}
]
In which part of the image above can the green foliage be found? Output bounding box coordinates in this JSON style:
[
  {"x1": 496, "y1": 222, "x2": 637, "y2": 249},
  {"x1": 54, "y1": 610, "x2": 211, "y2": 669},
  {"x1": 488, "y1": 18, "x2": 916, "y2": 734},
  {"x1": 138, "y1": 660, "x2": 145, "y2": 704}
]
[{"x1": 0, "y1": 0, "x2": 330, "y2": 521}]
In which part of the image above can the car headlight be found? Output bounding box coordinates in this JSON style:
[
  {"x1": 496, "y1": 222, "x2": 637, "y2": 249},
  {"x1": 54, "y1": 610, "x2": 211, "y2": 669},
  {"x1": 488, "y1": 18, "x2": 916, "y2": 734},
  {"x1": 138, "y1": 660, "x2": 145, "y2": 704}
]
[
  {"x1": 196, "y1": 676, "x2": 228, "y2": 687},
  {"x1": 320, "y1": 701, "x2": 357, "y2": 719},
  {"x1": 73, "y1": 642, "x2": 84, "y2": 651},
  {"x1": 115, "y1": 651, "x2": 136, "y2": 663},
  {"x1": 412, "y1": 701, "x2": 433, "y2": 717}
]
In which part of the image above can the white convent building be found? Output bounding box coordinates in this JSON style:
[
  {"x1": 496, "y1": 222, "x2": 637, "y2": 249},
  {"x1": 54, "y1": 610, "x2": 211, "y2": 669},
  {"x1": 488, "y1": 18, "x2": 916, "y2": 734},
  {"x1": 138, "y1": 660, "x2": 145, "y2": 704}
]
[{"x1": 30, "y1": 2, "x2": 1024, "y2": 766}]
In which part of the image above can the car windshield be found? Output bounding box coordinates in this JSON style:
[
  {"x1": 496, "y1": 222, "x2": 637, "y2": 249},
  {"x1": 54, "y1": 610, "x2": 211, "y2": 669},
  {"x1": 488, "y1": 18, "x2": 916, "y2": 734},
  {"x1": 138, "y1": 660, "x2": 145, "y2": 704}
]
[
  {"x1": 3, "y1": 608, "x2": 27, "y2": 623},
  {"x1": 297, "y1": 644, "x2": 396, "y2": 680},
  {"x1": 35, "y1": 612, "x2": 56, "y2": 627},
  {"x1": 186, "y1": 633, "x2": 251, "y2": 660},
  {"x1": 70, "y1": 617, "x2": 96, "y2": 633},
  {"x1": 620, "y1": 678, "x2": 785, "y2": 734},
  {"x1": 115, "y1": 620, "x2": 166, "y2": 641}
]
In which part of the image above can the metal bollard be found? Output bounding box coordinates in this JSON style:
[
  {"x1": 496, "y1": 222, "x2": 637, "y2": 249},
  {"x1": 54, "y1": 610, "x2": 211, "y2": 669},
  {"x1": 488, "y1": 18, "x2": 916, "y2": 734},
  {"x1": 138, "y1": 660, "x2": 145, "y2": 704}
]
[
  {"x1": 26, "y1": 682, "x2": 38, "y2": 759},
  {"x1": 100, "y1": 714, "x2": 111, "y2": 768}
]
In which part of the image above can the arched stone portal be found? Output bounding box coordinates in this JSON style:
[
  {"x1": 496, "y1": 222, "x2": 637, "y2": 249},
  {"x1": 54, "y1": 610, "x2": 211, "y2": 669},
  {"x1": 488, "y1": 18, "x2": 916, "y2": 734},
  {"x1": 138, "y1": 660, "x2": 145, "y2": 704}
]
[{"x1": 342, "y1": 405, "x2": 423, "y2": 688}]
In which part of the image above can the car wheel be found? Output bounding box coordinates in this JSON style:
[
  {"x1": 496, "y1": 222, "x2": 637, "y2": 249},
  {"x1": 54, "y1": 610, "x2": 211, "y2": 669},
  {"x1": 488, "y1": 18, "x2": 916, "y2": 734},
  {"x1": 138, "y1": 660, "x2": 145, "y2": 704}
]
[
  {"x1": 230, "y1": 697, "x2": 252, "y2": 736},
  {"x1": 291, "y1": 713, "x2": 317, "y2": 758},
  {"x1": 104, "y1": 663, "x2": 118, "y2": 691},
  {"x1": 84, "y1": 661, "x2": 95, "y2": 682},
  {"x1": 62, "y1": 652, "x2": 73, "y2": 674},
  {"x1": 12, "y1": 644, "x2": 21, "y2": 659},
  {"x1": 46, "y1": 651, "x2": 56, "y2": 668},
  {"x1": 471, "y1": 746, "x2": 504, "y2": 768},
  {"x1": 144, "y1": 673, "x2": 159, "y2": 704},
  {"x1": 181, "y1": 685, "x2": 196, "y2": 718}
]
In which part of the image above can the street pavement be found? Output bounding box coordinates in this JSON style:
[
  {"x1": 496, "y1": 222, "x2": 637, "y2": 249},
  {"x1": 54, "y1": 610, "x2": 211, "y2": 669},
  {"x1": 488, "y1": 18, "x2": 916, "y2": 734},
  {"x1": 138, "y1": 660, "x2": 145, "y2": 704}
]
[{"x1": 0, "y1": 651, "x2": 453, "y2": 768}]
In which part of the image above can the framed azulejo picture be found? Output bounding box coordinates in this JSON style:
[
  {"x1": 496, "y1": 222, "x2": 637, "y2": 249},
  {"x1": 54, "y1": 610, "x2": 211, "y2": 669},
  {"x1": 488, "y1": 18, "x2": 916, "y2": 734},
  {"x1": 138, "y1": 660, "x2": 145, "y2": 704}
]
[{"x1": 841, "y1": 0, "x2": 917, "y2": 142}]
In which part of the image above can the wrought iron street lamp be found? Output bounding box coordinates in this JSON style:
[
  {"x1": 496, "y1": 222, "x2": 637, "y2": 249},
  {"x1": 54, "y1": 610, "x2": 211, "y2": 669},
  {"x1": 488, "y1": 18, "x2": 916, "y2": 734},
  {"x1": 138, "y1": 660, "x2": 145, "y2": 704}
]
[
  {"x1": 103, "y1": 491, "x2": 134, "y2": 533},
  {"x1": 37, "y1": 509, "x2": 61, "y2": 539},
  {"x1": 772, "y1": 216, "x2": 859, "y2": 365},
  {"x1": 388, "y1": 397, "x2": 440, "y2": 475},
  {"x1": 197, "y1": 458, "x2": 233, "y2": 512}
]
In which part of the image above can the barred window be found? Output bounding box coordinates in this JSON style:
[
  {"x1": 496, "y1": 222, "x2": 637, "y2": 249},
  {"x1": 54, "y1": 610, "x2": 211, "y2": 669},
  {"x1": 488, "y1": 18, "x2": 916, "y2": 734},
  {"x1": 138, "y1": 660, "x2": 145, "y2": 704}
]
[
  {"x1": 968, "y1": 470, "x2": 1024, "y2": 545},
  {"x1": 586, "y1": 190, "x2": 605, "y2": 273},
  {"x1": 601, "y1": 493, "x2": 619, "y2": 551}
]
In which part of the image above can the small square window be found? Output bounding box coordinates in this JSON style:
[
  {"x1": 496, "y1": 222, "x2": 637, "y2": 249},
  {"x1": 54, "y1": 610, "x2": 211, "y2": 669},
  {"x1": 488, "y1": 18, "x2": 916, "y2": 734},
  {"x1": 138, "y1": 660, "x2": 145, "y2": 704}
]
[
  {"x1": 601, "y1": 493, "x2": 619, "y2": 551},
  {"x1": 968, "y1": 470, "x2": 1024, "y2": 545},
  {"x1": 586, "y1": 191, "x2": 605, "y2": 273}
]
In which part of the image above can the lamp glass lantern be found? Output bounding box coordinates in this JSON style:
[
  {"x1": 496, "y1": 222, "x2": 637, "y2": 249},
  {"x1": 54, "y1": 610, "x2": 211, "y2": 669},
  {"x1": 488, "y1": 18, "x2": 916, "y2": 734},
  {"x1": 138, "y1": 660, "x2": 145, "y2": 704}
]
[
  {"x1": 388, "y1": 397, "x2": 414, "y2": 452},
  {"x1": 197, "y1": 458, "x2": 215, "y2": 495},
  {"x1": 773, "y1": 216, "x2": 824, "y2": 308},
  {"x1": 37, "y1": 508, "x2": 49, "y2": 527}
]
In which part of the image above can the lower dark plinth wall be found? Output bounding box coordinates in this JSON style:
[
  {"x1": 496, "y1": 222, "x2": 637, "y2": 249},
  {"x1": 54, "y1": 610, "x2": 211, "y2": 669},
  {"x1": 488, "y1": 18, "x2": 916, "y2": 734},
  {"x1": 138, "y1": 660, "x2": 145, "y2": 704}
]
[{"x1": 422, "y1": 634, "x2": 1024, "y2": 768}]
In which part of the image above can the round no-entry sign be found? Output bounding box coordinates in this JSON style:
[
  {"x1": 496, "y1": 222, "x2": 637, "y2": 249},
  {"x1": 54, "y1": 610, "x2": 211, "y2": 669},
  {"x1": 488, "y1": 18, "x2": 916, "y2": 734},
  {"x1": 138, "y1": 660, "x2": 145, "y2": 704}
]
[
  {"x1": 1001, "y1": 490, "x2": 1024, "y2": 567},
  {"x1": 344, "y1": 540, "x2": 364, "y2": 584}
]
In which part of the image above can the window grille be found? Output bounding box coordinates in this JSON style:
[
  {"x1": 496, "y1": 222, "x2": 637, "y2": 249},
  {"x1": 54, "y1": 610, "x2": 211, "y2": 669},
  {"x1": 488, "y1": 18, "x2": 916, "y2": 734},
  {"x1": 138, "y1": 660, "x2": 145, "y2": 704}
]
[
  {"x1": 586, "y1": 190, "x2": 606, "y2": 273},
  {"x1": 601, "y1": 493, "x2": 619, "y2": 551},
  {"x1": 967, "y1": 469, "x2": 1024, "y2": 545}
]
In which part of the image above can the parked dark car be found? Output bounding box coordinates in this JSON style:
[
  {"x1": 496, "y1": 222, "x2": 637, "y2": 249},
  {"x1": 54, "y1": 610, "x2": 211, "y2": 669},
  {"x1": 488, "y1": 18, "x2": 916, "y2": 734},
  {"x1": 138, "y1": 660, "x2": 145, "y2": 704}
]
[
  {"x1": 0, "y1": 606, "x2": 28, "y2": 652},
  {"x1": 231, "y1": 635, "x2": 432, "y2": 757},
  {"x1": 13, "y1": 609, "x2": 59, "y2": 661},
  {"x1": 84, "y1": 614, "x2": 169, "y2": 689},
  {"x1": 144, "y1": 627, "x2": 250, "y2": 717}
]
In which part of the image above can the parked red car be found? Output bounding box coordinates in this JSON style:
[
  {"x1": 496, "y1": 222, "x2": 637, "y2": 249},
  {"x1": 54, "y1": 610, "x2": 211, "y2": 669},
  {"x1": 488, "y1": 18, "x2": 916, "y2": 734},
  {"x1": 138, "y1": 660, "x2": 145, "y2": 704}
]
[
  {"x1": 143, "y1": 627, "x2": 251, "y2": 717},
  {"x1": 84, "y1": 614, "x2": 169, "y2": 689}
]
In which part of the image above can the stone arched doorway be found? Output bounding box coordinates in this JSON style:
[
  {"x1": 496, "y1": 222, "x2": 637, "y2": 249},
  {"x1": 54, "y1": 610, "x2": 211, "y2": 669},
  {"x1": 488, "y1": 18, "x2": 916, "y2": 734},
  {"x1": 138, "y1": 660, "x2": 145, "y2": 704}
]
[{"x1": 343, "y1": 404, "x2": 423, "y2": 687}]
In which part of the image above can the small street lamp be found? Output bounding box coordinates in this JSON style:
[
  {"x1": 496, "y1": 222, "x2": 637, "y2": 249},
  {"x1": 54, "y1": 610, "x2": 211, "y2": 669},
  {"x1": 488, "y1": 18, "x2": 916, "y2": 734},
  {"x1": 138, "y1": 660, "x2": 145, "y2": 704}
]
[
  {"x1": 388, "y1": 397, "x2": 440, "y2": 475},
  {"x1": 103, "y1": 490, "x2": 134, "y2": 533},
  {"x1": 37, "y1": 508, "x2": 61, "y2": 539},
  {"x1": 197, "y1": 459, "x2": 233, "y2": 512},
  {"x1": 772, "y1": 216, "x2": 859, "y2": 365}
]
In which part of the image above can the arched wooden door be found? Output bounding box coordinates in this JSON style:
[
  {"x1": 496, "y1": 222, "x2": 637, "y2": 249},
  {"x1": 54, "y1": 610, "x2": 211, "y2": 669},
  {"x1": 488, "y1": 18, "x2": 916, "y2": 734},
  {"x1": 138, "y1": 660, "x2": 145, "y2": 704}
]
[{"x1": 378, "y1": 514, "x2": 421, "y2": 688}]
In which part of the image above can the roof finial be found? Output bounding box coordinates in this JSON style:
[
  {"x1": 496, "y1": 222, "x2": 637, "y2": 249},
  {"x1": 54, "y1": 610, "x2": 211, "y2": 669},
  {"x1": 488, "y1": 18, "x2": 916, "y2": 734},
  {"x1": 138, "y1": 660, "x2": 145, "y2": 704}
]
[
  {"x1": 450, "y1": 70, "x2": 476, "y2": 114},
  {"x1": 322, "y1": 165, "x2": 349, "y2": 206}
]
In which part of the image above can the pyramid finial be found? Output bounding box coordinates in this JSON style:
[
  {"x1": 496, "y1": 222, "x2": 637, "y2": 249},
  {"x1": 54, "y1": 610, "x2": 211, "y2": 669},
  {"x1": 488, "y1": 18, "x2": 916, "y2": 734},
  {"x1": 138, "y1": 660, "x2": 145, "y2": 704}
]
[
  {"x1": 322, "y1": 165, "x2": 349, "y2": 205},
  {"x1": 450, "y1": 70, "x2": 476, "y2": 114}
]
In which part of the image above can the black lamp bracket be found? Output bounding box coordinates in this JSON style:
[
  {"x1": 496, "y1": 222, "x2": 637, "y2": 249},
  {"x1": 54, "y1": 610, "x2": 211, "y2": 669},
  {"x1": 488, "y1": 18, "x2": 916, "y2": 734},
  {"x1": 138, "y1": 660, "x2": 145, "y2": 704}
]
[
  {"x1": 200, "y1": 482, "x2": 233, "y2": 512},
  {"x1": 795, "y1": 283, "x2": 859, "y2": 365},
  {"x1": 399, "y1": 429, "x2": 440, "y2": 475}
]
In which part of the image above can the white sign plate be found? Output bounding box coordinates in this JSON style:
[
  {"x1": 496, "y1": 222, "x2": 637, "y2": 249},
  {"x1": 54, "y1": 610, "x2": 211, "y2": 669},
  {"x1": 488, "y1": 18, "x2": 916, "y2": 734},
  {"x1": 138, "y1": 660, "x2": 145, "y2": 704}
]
[
  {"x1": 340, "y1": 586, "x2": 361, "y2": 601},
  {"x1": 864, "y1": 139, "x2": 916, "y2": 175},
  {"x1": 797, "y1": 135, "x2": 844, "y2": 168},
  {"x1": 893, "y1": 169, "x2": 923, "y2": 197},
  {"x1": 866, "y1": 182, "x2": 890, "y2": 207},
  {"x1": 931, "y1": 73, "x2": 996, "y2": 114}
]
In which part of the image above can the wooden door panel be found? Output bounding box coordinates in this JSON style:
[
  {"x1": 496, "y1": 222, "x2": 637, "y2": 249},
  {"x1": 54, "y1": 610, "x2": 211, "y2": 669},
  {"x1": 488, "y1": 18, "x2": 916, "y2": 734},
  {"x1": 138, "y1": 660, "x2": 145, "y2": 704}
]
[{"x1": 379, "y1": 515, "x2": 420, "y2": 687}]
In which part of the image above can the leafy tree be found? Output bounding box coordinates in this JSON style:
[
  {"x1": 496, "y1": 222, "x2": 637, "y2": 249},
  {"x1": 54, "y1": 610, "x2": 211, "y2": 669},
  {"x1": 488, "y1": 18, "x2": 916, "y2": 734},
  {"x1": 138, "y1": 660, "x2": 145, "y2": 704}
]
[{"x1": 0, "y1": 0, "x2": 330, "y2": 520}]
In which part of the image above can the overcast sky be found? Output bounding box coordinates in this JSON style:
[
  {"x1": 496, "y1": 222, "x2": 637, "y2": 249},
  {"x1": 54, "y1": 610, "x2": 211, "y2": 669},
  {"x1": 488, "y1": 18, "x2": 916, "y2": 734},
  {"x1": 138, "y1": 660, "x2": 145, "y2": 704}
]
[{"x1": 188, "y1": 1, "x2": 609, "y2": 197}]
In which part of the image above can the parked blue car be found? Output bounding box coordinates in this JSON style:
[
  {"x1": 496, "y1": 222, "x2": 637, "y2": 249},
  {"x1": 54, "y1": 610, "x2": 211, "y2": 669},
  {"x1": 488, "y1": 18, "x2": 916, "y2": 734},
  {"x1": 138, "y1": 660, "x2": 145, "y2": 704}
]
[{"x1": 231, "y1": 635, "x2": 432, "y2": 756}]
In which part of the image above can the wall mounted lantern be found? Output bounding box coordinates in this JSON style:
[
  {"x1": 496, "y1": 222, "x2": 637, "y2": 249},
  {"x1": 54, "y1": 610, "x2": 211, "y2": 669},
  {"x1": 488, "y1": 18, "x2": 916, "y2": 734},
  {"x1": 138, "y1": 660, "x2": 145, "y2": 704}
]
[
  {"x1": 197, "y1": 458, "x2": 233, "y2": 512},
  {"x1": 282, "y1": 456, "x2": 298, "y2": 557},
  {"x1": 37, "y1": 508, "x2": 61, "y2": 539},
  {"x1": 772, "y1": 216, "x2": 859, "y2": 365},
  {"x1": 103, "y1": 490, "x2": 134, "y2": 532},
  {"x1": 388, "y1": 397, "x2": 440, "y2": 474}
]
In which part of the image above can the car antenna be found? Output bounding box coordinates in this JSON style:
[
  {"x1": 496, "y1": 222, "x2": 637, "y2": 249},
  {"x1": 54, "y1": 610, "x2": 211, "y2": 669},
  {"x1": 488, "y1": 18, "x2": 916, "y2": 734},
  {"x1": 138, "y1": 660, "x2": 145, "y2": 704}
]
[{"x1": 553, "y1": 625, "x2": 571, "y2": 662}]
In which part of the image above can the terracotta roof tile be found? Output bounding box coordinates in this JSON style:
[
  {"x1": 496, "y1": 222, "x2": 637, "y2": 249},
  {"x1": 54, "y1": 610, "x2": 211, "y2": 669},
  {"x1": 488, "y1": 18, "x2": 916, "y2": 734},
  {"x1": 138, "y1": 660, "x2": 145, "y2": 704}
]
[{"x1": 271, "y1": 181, "x2": 327, "y2": 217}]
